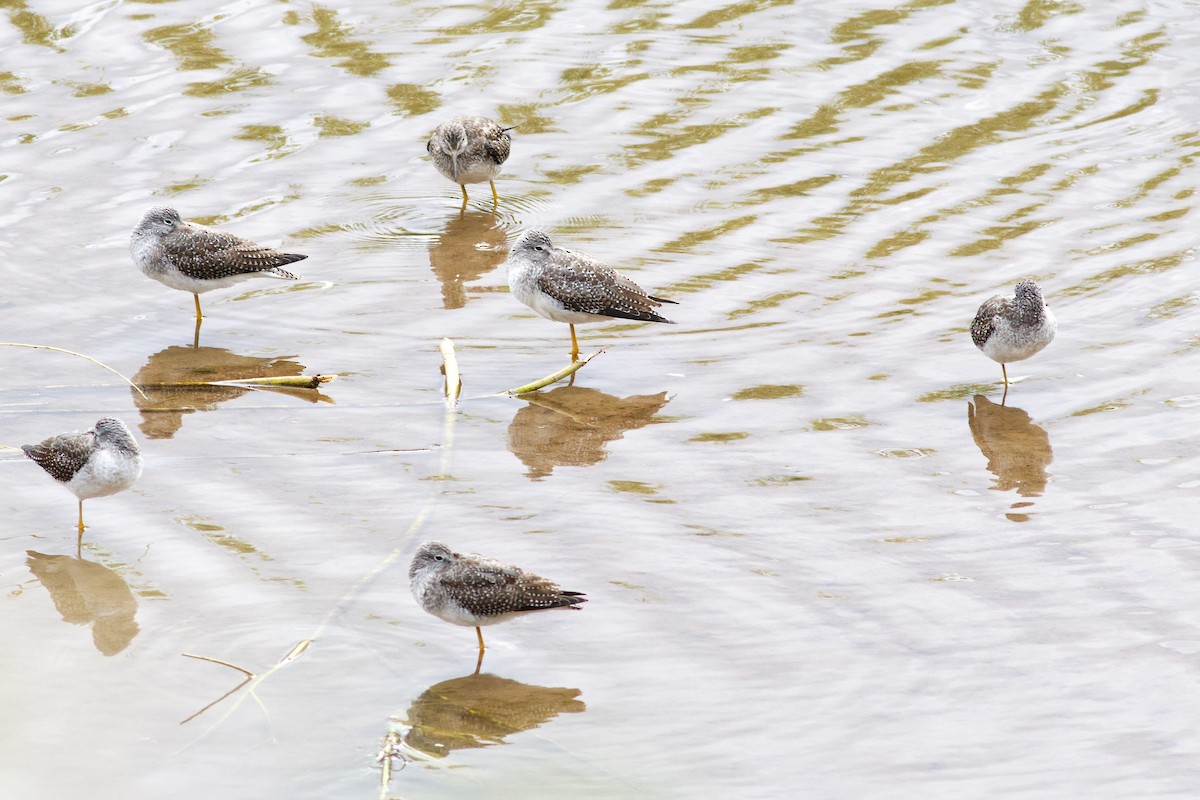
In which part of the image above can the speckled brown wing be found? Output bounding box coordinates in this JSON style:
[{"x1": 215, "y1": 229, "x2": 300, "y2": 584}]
[
  {"x1": 22, "y1": 431, "x2": 95, "y2": 483},
  {"x1": 164, "y1": 225, "x2": 306, "y2": 282},
  {"x1": 971, "y1": 295, "x2": 1007, "y2": 349},
  {"x1": 536, "y1": 252, "x2": 675, "y2": 323},
  {"x1": 480, "y1": 123, "x2": 511, "y2": 166},
  {"x1": 442, "y1": 557, "x2": 586, "y2": 617}
]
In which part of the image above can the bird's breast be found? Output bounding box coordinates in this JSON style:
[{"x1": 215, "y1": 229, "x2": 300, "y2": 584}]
[{"x1": 129, "y1": 234, "x2": 164, "y2": 274}]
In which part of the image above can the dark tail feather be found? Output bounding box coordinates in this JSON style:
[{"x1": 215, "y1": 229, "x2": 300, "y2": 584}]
[
  {"x1": 561, "y1": 591, "x2": 588, "y2": 608},
  {"x1": 601, "y1": 307, "x2": 675, "y2": 324}
]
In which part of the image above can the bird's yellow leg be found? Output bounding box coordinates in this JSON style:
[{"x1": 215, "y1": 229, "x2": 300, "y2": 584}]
[
  {"x1": 76, "y1": 500, "x2": 85, "y2": 556},
  {"x1": 459, "y1": 183, "x2": 469, "y2": 207},
  {"x1": 1001, "y1": 363, "x2": 1009, "y2": 387},
  {"x1": 490, "y1": 180, "x2": 499, "y2": 204},
  {"x1": 193, "y1": 293, "x2": 204, "y2": 320},
  {"x1": 570, "y1": 324, "x2": 580, "y2": 363},
  {"x1": 475, "y1": 626, "x2": 486, "y2": 653}
]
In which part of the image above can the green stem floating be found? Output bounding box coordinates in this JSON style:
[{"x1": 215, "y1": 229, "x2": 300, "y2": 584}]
[
  {"x1": 504, "y1": 349, "x2": 605, "y2": 395},
  {"x1": 210, "y1": 375, "x2": 335, "y2": 389}
]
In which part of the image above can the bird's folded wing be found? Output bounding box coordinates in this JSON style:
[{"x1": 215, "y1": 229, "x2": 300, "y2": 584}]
[
  {"x1": 442, "y1": 564, "x2": 577, "y2": 614},
  {"x1": 165, "y1": 228, "x2": 305, "y2": 280},
  {"x1": 23, "y1": 432, "x2": 94, "y2": 482},
  {"x1": 536, "y1": 259, "x2": 668, "y2": 321},
  {"x1": 482, "y1": 127, "x2": 511, "y2": 165}
]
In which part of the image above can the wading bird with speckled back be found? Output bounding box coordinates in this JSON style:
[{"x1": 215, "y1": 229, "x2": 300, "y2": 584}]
[
  {"x1": 22, "y1": 418, "x2": 142, "y2": 546},
  {"x1": 410, "y1": 541, "x2": 586, "y2": 655},
  {"x1": 131, "y1": 206, "x2": 306, "y2": 320},
  {"x1": 507, "y1": 230, "x2": 676, "y2": 361},
  {"x1": 971, "y1": 279, "x2": 1056, "y2": 391}
]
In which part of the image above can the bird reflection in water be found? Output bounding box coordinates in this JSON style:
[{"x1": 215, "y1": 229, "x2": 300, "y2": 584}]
[
  {"x1": 26, "y1": 550, "x2": 139, "y2": 656},
  {"x1": 428, "y1": 211, "x2": 507, "y2": 309},
  {"x1": 968, "y1": 395, "x2": 1054, "y2": 521},
  {"x1": 389, "y1": 671, "x2": 585, "y2": 760},
  {"x1": 507, "y1": 385, "x2": 670, "y2": 479},
  {"x1": 131, "y1": 345, "x2": 333, "y2": 439}
]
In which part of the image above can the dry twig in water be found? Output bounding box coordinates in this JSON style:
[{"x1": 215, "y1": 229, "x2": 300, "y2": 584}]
[
  {"x1": 179, "y1": 653, "x2": 256, "y2": 725},
  {"x1": 376, "y1": 731, "x2": 407, "y2": 794},
  {"x1": 439, "y1": 338, "x2": 462, "y2": 408},
  {"x1": 0, "y1": 342, "x2": 148, "y2": 399}
]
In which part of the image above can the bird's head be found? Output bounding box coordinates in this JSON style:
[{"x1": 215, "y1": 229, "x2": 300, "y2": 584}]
[
  {"x1": 1014, "y1": 279, "x2": 1043, "y2": 304},
  {"x1": 410, "y1": 541, "x2": 458, "y2": 579},
  {"x1": 511, "y1": 230, "x2": 554, "y2": 263},
  {"x1": 432, "y1": 122, "x2": 469, "y2": 182},
  {"x1": 94, "y1": 418, "x2": 139, "y2": 453},
  {"x1": 133, "y1": 206, "x2": 182, "y2": 238}
]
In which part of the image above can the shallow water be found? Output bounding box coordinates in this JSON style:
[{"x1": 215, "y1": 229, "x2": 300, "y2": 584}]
[{"x1": 4, "y1": 1, "x2": 1200, "y2": 797}]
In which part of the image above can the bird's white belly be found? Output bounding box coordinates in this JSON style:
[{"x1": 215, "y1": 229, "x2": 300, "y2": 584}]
[
  {"x1": 451, "y1": 160, "x2": 501, "y2": 185},
  {"x1": 153, "y1": 271, "x2": 263, "y2": 294},
  {"x1": 982, "y1": 309, "x2": 1057, "y2": 364},
  {"x1": 66, "y1": 449, "x2": 142, "y2": 500},
  {"x1": 429, "y1": 599, "x2": 537, "y2": 628}
]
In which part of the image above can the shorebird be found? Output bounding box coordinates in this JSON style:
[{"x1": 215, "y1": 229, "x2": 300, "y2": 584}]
[
  {"x1": 130, "y1": 206, "x2": 306, "y2": 320},
  {"x1": 22, "y1": 418, "x2": 143, "y2": 544},
  {"x1": 409, "y1": 541, "x2": 586, "y2": 654},
  {"x1": 506, "y1": 230, "x2": 676, "y2": 361},
  {"x1": 427, "y1": 116, "x2": 512, "y2": 205},
  {"x1": 971, "y1": 279, "x2": 1057, "y2": 390}
]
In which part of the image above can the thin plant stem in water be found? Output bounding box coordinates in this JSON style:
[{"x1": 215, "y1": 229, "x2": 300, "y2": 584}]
[
  {"x1": 376, "y1": 731, "x2": 408, "y2": 796},
  {"x1": 0, "y1": 342, "x2": 149, "y2": 399},
  {"x1": 440, "y1": 338, "x2": 462, "y2": 408},
  {"x1": 504, "y1": 349, "x2": 605, "y2": 395},
  {"x1": 179, "y1": 653, "x2": 256, "y2": 725},
  {"x1": 211, "y1": 375, "x2": 335, "y2": 389},
  {"x1": 176, "y1": 375, "x2": 458, "y2": 751}
]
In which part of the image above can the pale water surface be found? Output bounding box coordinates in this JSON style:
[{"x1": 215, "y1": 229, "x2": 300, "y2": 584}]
[{"x1": 3, "y1": 1, "x2": 1200, "y2": 798}]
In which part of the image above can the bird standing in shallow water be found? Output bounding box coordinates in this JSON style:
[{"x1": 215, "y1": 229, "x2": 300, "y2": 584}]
[
  {"x1": 409, "y1": 541, "x2": 587, "y2": 655},
  {"x1": 506, "y1": 229, "x2": 677, "y2": 362},
  {"x1": 971, "y1": 279, "x2": 1056, "y2": 393},
  {"x1": 427, "y1": 116, "x2": 512, "y2": 206},
  {"x1": 22, "y1": 418, "x2": 143, "y2": 548},
  {"x1": 130, "y1": 206, "x2": 306, "y2": 320}
]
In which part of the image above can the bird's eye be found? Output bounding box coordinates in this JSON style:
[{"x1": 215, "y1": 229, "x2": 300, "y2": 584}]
[
  {"x1": 434, "y1": 554, "x2": 445, "y2": 561},
  {"x1": 535, "y1": 245, "x2": 545, "y2": 252}
]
